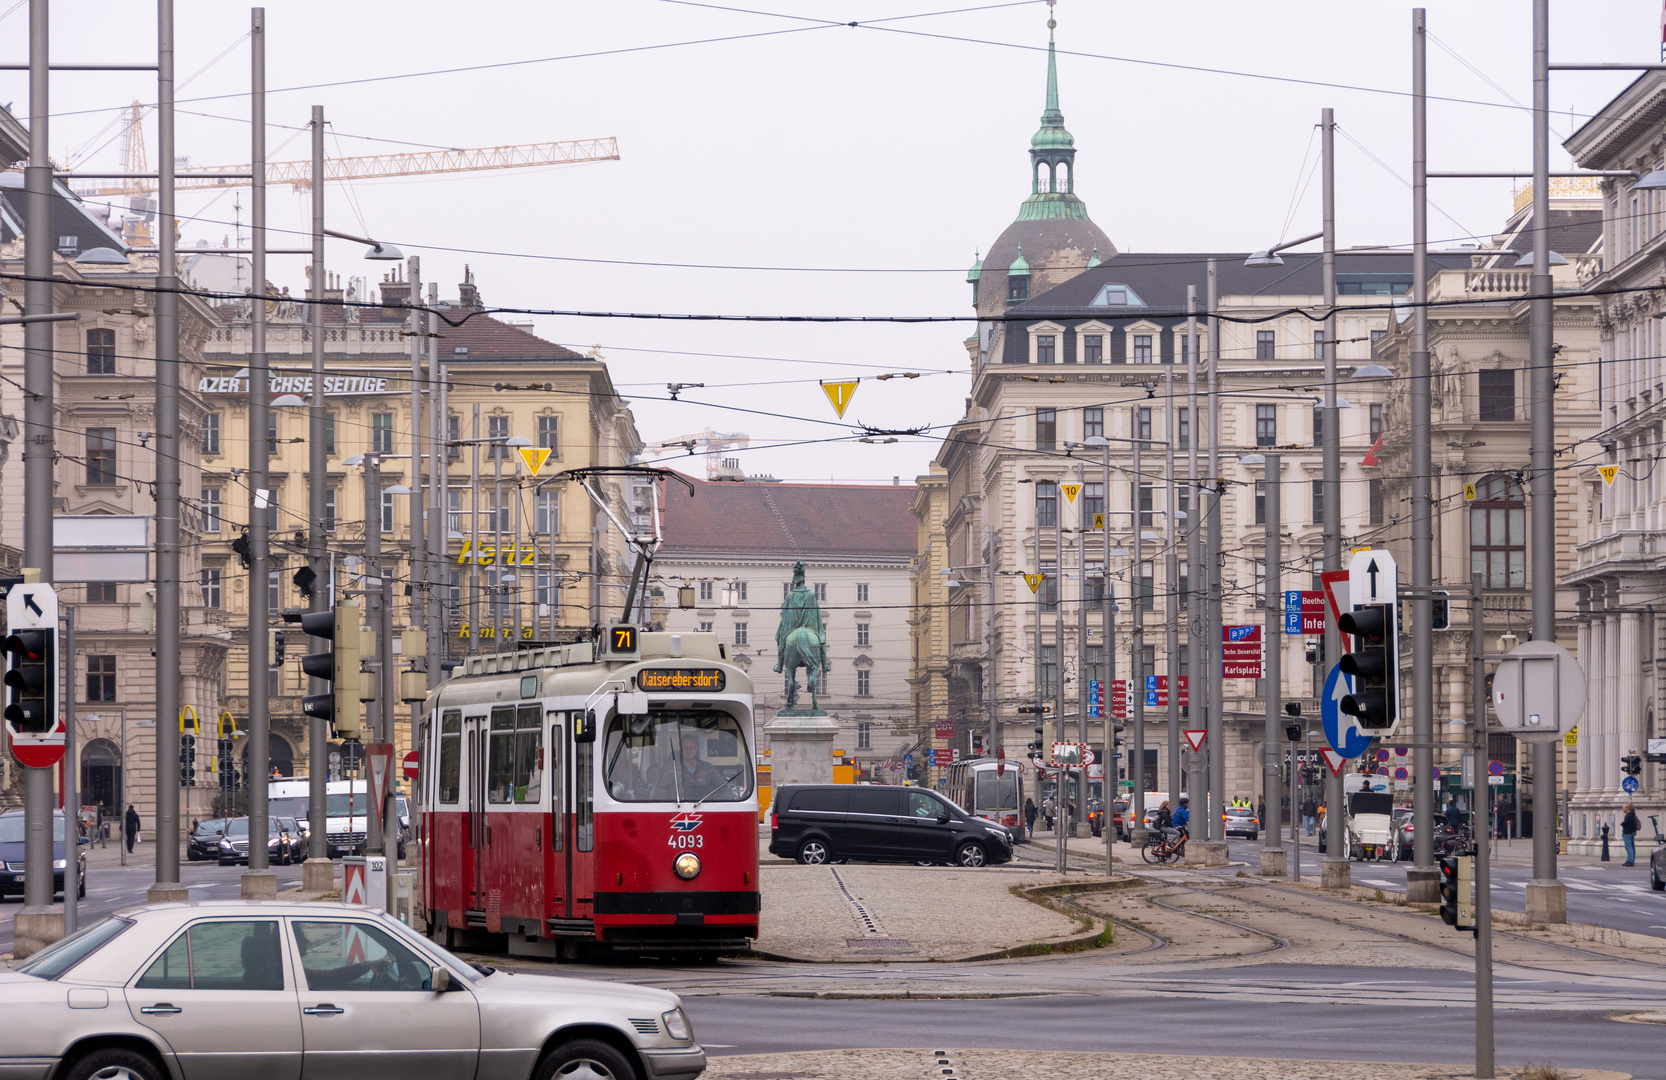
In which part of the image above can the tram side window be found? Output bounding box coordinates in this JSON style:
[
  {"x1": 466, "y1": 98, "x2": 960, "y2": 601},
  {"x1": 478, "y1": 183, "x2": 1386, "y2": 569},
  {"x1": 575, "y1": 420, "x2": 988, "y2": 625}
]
[
  {"x1": 514, "y1": 704, "x2": 542, "y2": 805},
  {"x1": 438, "y1": 711, "x2": 462, "y2": 804},
  {"x1": 487, "y1": 706, "x2": 517, "y2": 804},
  {"x1": 602, "y1": 710, "x2": 753, "y2": 803},
  {"x1": 575, "y1": 739, "x2": 594, "y2": 852},
  {"x1": 547, "y1": 713, "x2": 564, "y2": 851}
]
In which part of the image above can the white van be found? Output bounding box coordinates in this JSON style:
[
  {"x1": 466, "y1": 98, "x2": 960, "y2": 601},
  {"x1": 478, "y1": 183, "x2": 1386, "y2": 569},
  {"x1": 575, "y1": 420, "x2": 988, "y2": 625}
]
[{"x1": 268, "y1": 777, "x2": 406, "y2": 859}]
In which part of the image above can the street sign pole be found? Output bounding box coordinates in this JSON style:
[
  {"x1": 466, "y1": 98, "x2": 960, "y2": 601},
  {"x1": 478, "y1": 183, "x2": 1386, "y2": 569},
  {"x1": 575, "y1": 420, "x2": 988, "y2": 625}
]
[{"x1": 1471, "y1": 572, "x2": 1493, "y2": 1078}]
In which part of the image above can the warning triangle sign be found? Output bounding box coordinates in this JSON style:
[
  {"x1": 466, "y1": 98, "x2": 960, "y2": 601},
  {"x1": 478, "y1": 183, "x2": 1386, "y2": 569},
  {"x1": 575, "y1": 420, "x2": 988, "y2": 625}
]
[
  {"x1": 1320, "y1": 747, "x2": 1347, "y2": 777},
  {"x1": 366, "y1": 742, "x2": 393, "y2": 815},
  {"x1": 1183, "y1": 729, "x2": 1207, "y2": 753},
  {"x1": 1060, "y1": 483, "x2": 1082, "y2": 503},
  {"x1": 821, "y1": 380, "x2": 858, "y2": 418},
  {"x1": 1024, "y1": 573, "x2": 1044, "y2": 594},
  {"x1": 1598, "y1": 465, "x2": 1619, "y2": 486},
  {"x1": 518, "y1": 446, "x2": 552, "y2": 475}
]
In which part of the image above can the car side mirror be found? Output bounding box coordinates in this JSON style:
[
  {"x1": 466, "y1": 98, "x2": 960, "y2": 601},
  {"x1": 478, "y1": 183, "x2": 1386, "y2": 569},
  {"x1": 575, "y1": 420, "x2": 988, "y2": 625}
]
[
  {"x1": 937, "y1": 813, "x2": 950, "y2": 825},
  {"x1": 430, "y1": 966, "x2": 452, "y2": 993}
]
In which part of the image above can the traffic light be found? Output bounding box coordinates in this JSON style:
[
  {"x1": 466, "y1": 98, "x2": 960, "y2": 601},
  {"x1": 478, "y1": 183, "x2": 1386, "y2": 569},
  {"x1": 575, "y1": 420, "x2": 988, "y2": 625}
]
[
  {"x1": 3, "y1": 625, "x2": 55, "y2": 734},
  {"x1": 181, "y1": 734, "x2": 196, "y2": 787},
  {"x1": 1338, "y1": 603, "x2": 1397, "y2": 730},
  {"x1": 1028, "y1": 722, "x2": 1045, "y2": 754},
  {"x1": 1622, "y1": 754, "x2": 1643, "y2": 777},
  {"x1": 295, "y1": 600, "x2": 363, "y2": 739},
  {"x1": 270, "y1": 629, "x2": 286, "y2": 665},
  {"x1": 1439, "y1": 854, "x2": 1476, "y2": 933}
]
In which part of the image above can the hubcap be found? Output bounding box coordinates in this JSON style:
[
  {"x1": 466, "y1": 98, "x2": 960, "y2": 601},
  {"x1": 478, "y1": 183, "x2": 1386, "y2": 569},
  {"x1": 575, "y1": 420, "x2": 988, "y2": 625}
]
[
  {"x1": 802, "y1": 843, "x2": 827, "y2": 864},
  {"x1": 90, "y1": 1068, "x2": 146, "y2": 1080},
  {"x1": 960, "y1": 846, "x2": 985, "y2": 866},
  {"x1": 554, "y1": 1060, "x2": 616, "y2": 1080}
]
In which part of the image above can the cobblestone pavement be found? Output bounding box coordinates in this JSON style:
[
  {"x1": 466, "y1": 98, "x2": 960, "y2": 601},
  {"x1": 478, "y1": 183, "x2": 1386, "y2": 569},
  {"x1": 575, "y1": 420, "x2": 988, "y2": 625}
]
[{"x1": 701, "y1": 1048, "x2": 1633, "y2": 1080}]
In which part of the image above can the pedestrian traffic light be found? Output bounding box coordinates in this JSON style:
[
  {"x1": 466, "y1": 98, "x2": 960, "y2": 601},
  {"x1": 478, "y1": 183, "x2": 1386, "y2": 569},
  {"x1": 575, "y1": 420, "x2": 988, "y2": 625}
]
[
  {"x1": 1338, "y1": 603, "x2": 1397, "y2": 730},
  {"x1": 180, "y1": 734, "x2": 196, "y2": 787},
  {"x1": 1439, "y1": 854, "x2": 1476, "y2": 933},
  {"x1": 3, "y1": 625, "x2": 55, "y2": 734},
  {"x1": 1028, "y1": 722, "x2": 1045, "y2": 754},
  {"x1": 1622, "y1": 754, "x2": 1643, "y2": 777},
  {"x1": 294, "y1": 600, "x2": 363, "y2": 740}
]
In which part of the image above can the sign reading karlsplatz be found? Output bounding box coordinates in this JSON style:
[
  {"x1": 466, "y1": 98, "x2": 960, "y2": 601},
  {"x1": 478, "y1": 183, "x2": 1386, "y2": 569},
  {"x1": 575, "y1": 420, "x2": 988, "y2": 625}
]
[{"x1": 198, "y1": 370, "x2": 397, "y2": 396}]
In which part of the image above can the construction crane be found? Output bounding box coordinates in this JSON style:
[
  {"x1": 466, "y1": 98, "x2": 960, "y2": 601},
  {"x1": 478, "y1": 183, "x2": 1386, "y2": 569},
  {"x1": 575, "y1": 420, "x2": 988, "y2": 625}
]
[{"x1": 641, "y1": 430, "x2": 751, "y2": 481}]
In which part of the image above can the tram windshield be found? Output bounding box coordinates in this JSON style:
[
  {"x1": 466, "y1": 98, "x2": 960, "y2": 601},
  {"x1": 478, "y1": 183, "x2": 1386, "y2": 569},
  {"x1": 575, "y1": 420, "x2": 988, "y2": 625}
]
[
  {"x1": 603, "y1": 710, "x2": 753, "y2": 804},
  {"x1": 974, "y1": 771, "x2": 1020, "y2": 813}
]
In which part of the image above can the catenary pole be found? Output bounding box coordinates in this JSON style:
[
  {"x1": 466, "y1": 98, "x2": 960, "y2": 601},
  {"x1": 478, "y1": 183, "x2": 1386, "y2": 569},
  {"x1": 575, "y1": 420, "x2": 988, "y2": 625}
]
[
  {"x1": 1130, "y1": 431, "x2": 1146, "y2": 845},
  {"x1": 364, "y1": 456, "x2": 384, "y2": 859},
  {"x1": 1320, "y1": 108, "x2": 1349, "y2": 890},
  {"x1": 1055, "y1": 477, "x2": 1067, "y2": 846},
  {"x1": 406, "y1": 257, "x2": 425, "y2": 825},
  {"x1": 427, "y1": 283, "x2": 444, "y2": 691},
  {"x1": 63, "y1": 606, "x2": 77, "y2": 933},
  {"x1": 1262, "y1": 454, "x2": 1283, "y2": 871},
  {"x1": 303, "y1": 103, "x2": 331, "y2": 893},
  {"x1": 1186, "y1": 287, "x2": 1204, "y2": 828},
  {"x1": 1409, "y1": 7, "x2": 1439, "y2": 900},
  {"x1": 1472, "y1": 572, "x2": 1494, "y2": 1077},
  {"x1": 1525, "y1": 0, "x2": 1564, "y2": 923},
  {"x1": 19, "y1": 0, "x2": 59, "y2": 944},
  {"x1": 1100, "y1": 443, "x2": 1114, "y2": 872},
  {"x1": 1206, "y1": 259, "x2": 1224, "y2": 847},
  {"x1": 243, "y1": 6, "x2": 273, "y2": 893},
  {"x1": 1165, "y1": 370, "x2": 1180, "y2": 806}
]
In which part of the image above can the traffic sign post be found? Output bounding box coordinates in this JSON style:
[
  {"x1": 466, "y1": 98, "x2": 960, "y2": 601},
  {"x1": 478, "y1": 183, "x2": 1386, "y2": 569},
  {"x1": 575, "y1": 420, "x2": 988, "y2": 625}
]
[
  {"x1": 1491, "y1": 640, "x2": 1585, "y2": 743},
  {"x1": 4, "y1": 583, "x2": 62, "y2": 768}
]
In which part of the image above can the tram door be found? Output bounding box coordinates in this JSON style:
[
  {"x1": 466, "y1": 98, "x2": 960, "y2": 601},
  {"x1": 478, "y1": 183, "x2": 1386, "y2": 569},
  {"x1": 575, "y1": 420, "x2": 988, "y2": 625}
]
[
  {"x1": 464, "y1": 710, "x2": 489, "y2": 910},
  {"x1": 558, "y1": 710, "x2": 597, "y2": 925},
  {"x1": 547, "y1": 712, "x2": 566, "y2": 918}
]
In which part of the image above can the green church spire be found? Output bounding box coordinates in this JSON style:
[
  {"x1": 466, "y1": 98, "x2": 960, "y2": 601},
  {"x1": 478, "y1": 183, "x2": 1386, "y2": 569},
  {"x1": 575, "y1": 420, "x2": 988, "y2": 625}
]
[{"x1": 1019, "y1": 3, "x2": 1087, "y2": 222}]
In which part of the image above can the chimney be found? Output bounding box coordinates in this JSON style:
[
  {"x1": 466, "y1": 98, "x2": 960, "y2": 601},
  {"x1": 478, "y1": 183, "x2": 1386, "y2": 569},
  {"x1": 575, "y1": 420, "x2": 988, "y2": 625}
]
[
  {"x1": 457, "y1": 264, "x2": 481, "y2": 308},
  {"x1": 379, "y1": 265, "x2": 412, "y2": 320}
]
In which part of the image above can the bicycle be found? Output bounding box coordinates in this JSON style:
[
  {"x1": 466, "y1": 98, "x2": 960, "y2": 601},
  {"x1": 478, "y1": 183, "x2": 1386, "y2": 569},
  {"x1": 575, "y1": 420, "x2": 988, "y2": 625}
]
[{"x1": 1141, "y1": 828, "x2": 1187, "y2": 864}]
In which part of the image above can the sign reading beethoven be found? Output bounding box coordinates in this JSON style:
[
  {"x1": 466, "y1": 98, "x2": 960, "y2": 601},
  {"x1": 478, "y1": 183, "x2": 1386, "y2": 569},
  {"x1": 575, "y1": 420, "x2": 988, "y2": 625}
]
[{"x1": 199, "y1": 370, "x2": 395, "y2": 396}]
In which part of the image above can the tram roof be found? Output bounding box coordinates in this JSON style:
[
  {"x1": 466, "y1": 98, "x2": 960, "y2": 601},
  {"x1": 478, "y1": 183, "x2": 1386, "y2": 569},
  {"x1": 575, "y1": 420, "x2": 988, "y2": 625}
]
[{"x1": 431, "y1": 631, "x2": 754, "y2": 707}]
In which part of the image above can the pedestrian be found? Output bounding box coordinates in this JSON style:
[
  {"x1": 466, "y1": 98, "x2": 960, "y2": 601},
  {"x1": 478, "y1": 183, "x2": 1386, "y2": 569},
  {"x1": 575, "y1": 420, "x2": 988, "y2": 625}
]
[
  {"x1": 1024, "y1": 797, "x2": 1037, "y2": 838},
  {"x1": 1621, "y1": 802, "x2": 1640, "y2": 867},
  {"x1": 124, "y1": 804, "x2": 140, "y2": 854},
  {"x1": 1303, "y1": 795, "x2": 1318, "y2": 836},
  {"x1": 1257, "y1": 799, "x2": 1266, "y2": 828}
]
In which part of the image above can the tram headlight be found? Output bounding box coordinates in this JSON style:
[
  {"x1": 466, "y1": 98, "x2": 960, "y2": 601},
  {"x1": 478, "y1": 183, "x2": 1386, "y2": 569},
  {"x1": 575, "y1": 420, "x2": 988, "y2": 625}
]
[{"x1": 673, "y1": 852, "x2": 701, "y2": 880}]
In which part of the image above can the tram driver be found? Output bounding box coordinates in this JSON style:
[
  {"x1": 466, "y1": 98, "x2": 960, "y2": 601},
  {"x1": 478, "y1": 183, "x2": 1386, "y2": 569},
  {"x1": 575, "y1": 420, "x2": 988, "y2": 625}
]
[{"x1": 659, "y1": 731, "x2": 731, "y2": 802}]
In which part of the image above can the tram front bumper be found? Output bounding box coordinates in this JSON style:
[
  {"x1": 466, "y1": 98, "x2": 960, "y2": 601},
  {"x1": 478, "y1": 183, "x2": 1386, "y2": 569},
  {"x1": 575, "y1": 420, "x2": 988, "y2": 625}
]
[{"x1": 639, "y1": 1044, "x2": 707, "y2": 1079}]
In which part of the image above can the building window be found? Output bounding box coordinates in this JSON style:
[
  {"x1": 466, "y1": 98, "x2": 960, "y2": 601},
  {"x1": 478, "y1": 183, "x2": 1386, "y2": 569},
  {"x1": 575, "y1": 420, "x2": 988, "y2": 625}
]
[
  {"x1": 86, "y1": 655, "x2": 116, "y2": 702},
  {"x1": 266, "y1": 412, "x2": 278, "y2": 455},
  {"x1": 1040, "y1": 560, "x2": 1058, "y2": 610},
  {"x1": 324, "y1": 412, "x2": 336, "y2": 455},
  {"x1": 372, "y1": 412, "x2": 394, "y2": 454},
  {"x1": 1136, "y1": 406, "x2": 1152, "y2": 448},
  {"x1": 1312, "y1": 405, "x2": 1323, "y2": 447},
  {"x1": 201, "y1": 487, "x2": 222, "y2": 533},
  {"x1": 1368, "y1": 477, "x2": 1385, "y2": 524},
  {"x1": 268, "y1": 667, "x2": 282, "y2": 699},
  {"x1": 446, "y1": 414, "x2": 460, "y2": 461},
  {"x1": 856, "y1": 583, "x2": 869, "y2": 602},
  {"x1": 87, "y1": 582, "x2": 117, "y2": 603},
  {"x1": 694, "y1": 580, "x2": 712, "y2": 602},
  {"x1": 1479, "y1": 369, "x2": 1515, "y2": 421},
  {"x1": 1369, "y1": 404, "x2": 1384, "y2": 442},
  {"x1": 1040, "y1": 645, "x2": 1058, "y2": 698},
  {"x1": 1254, "y1": 480, "x2": 1266, "y2": 525},
  {"x1": 1036, "y1": 408, "x2": 1056, "y2": 451},
  {"x1": 538, "y1": 415, "x2": 559, "y2": 454},
  {"x1": 814, "y1": 582, "x2": 827, "y2": 602},
  {"x1": 1083, "y1": 481, "x2": 1104, "y2": 519},
  {"x1": 266, "y1": 494, "x2": 278, "y2": 532},
  {"x1": 86, "y1": 428, "x2": 117, "y2": 485},
  {"x1": 1256, "y1": 330, "x2": 1276, "y2": 361},
  {"x1": 698, "y1": 621, "x2": 713, "y2": 633},
  {"x1": 1177, "y1": 407, "x2": 1190, "y2": 450},
  {"x1": 323, "y1": 488, "x2": 337, "y2": 531},
  {"x1": 856, "y1": 670, "x2": 871, "y2": 697},
  {"x1": 87, "y1": 328, "x2": 116, "y2": 374},
  {"x1": 1314, "y1": 331, "x2": 1324, "y2": 361},
  {"x1": 1139, "y1": 561, "x2": 1155, "y2": 611},
  {"x1": 1470, "y1": 473, "x2": 1525, "y2": 589},
  {"x1": 733, "y1": 581, "x2": 749, "y2": 603},
  {"x1": 268, "y1": 570, "x2": 281, "y2": 612},
  {"x1": 1036, "y1": 334, "x2": 1056, "y2": 364},
  {"x1": 1256, "y1": 405, "x2": 1277, "y2": 446},
  {"x1": 1370, "y1": 329, "x2": 1388, "y2": 358},
  {"x1": 201, "y1": 568, "x2": 222, "y2": 609},
  {"x1": 1312, "y1": 480, "x2": 1324, "y2": 525},
  {"x1": 1036, "y1": 480, "x2": 1058, "y2": 526},
  {"x1": 201, "y1": 411, "x2": 221, "y2": 455},
  {"x1": 1008, "y1": 275, "x2": 1028, "y2": 302},
  {"x1": 856, "y1": 622, "x2": 870, "y2": 646},
  {"x1": 857, "y1": 721, "x2": 872, "y2": 749},
  {"x1": 380, "y1": 490, "x2": 395, "y2": 533},
  {"x1": 536, "y1": 491, "x2": 558, "y2": 536},
  {"x1": 1083, "y1": 334, "x2": 1103, "y2": 364},
  {"x1": 1133, "y1": 334, "x2": 1153, "y2": 364},
  {"x1": 1135, "y1": 481, "x2": 1155, "y2": 528},
  {"x1": 734, "y1": 622, "x2": 749, "y2": 646},
  {"x1": 1083, "y1": 406, "x2": 1103, "y2": 439}
]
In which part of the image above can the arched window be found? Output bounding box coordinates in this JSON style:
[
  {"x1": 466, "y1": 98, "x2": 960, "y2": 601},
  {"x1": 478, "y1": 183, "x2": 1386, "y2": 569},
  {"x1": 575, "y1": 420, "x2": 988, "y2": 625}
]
[
  {"x1": 1470, "y1": 473, "x2": 1525, "y2": 589},
  {"x1": 242, "y1": 734, "x2": 297, "y2": 780},
  {"x1": 81, "y1": 737, "x2": 123, "y2": 817}
]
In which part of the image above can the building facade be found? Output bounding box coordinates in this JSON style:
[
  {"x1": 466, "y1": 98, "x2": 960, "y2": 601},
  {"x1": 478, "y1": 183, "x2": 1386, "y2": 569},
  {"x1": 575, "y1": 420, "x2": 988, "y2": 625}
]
[{"x1": 655, "y1": 476, "x2": 917, "y2": 780}]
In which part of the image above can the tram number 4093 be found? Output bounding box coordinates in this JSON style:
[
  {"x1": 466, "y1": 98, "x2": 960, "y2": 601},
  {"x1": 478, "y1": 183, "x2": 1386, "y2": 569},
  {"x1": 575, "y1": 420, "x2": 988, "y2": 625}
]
[{"x1": 668, "y1": 833, "x2": 704, "y2": 849}]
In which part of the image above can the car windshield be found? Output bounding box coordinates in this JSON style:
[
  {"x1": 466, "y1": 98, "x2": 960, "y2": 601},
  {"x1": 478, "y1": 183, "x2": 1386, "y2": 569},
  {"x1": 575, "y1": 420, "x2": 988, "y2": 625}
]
[
  {"x1": 603, "y1": 710, "x2": 753, "y2": 803},
  {"x1": 396, "y1": 797, "x2": 409, "y2": 818},
  {"x1": 270, "y1": 797, "x2": 308, "y2": 820},
  {"x1": 324, "y1": 792, "x2": 367, "y2": 817},
  {"x1": 0, "y1": 815, "x2": 65, "y2": 843},
  {"x1": 13, "y1": 916, "x2": 133, "y2": 980}
]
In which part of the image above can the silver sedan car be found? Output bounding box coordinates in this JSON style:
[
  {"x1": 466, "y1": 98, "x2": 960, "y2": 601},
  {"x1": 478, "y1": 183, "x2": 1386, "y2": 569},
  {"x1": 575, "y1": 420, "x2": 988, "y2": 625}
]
[{"x1": 0, "y1": 900, "x2": 705, "y2": 1080}]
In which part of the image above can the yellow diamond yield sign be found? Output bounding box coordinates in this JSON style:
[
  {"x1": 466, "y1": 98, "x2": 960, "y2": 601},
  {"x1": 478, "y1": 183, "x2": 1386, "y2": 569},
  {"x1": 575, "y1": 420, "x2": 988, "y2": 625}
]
[
  {"x1": 1061, "y1": 483, "x2": 1081, "y2": 503},
  {"x1": 1024, "y1": 573, "x2": 1044, "y2": 594},
  {"x1": 518, "y1": 446, "x2": 552, "y2": 475},
  {"x1": 1092, "y1": 513, "x2": 1105, "y2": 529},
  {"x1": 1463, "y1": 483, "x2": 1477, "y2": 502},
  {"x1": 821, "y1": 380, "x2": 858, "y2": 418},
  {"x1": 1598, "y1": 465, "x2": 1619, "y2": 486}
]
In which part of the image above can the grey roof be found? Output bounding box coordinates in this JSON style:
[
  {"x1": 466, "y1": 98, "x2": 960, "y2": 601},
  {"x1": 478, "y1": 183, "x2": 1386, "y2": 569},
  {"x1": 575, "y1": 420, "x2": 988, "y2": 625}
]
[
  {"x1": 1486, "y1": 206, "x2": 1604, "y2": 261},
  {"x1": 0, "y1": 173, "x2": 129, "y2": 257}
]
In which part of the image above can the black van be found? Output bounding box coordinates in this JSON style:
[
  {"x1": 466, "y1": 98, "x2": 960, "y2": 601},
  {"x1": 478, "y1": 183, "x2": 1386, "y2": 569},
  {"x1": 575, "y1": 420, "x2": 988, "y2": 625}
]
[{"x1": 769, "y1": 784, "x2": 1014, "y2": 867}]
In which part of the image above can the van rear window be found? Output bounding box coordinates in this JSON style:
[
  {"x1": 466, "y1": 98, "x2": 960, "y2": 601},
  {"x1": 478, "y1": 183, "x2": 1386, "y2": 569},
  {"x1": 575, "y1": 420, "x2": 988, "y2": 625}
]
[{"x1": 789, "y1": 788, "x2": 848, "y2": 813}]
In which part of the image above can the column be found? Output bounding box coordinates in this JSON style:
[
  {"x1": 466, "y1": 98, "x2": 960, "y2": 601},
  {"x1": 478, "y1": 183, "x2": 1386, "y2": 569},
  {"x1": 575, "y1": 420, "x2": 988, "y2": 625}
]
[
  {"x1": 1575, "y1": 611, "x2": 1593, "y2": 803},
  {"x1": 1603, "y1": 597, "x2": 1623, "y2": 796},
  {"x1": 1619, "y1": 610, "x2": 1646, "y2": 787}
]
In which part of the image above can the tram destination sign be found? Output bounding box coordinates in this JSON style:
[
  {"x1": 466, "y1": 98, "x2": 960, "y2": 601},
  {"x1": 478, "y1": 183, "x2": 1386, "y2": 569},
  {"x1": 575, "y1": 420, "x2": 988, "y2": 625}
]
[{"x1": 637, "y1": 668, "x2": 727, "y2": 692}]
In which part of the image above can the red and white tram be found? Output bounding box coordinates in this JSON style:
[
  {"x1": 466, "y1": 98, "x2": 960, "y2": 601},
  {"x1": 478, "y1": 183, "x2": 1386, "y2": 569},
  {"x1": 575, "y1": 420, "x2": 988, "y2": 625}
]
[{"x1": 421, "y1": 629, "x2": 759, "y2": 957}]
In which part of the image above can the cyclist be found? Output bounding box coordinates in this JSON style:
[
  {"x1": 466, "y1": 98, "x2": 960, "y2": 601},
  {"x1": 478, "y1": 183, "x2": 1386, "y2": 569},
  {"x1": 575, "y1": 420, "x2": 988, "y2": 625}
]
[{"x1": 1171, "y1": 794, "x2": 1191, "y2": 856}]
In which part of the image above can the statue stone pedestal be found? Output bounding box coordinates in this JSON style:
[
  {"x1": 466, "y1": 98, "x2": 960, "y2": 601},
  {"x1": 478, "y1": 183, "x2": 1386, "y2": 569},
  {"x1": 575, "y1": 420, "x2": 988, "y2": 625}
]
[{"x1": 764, "y1": 710, "x2": 839, "y2": 789}]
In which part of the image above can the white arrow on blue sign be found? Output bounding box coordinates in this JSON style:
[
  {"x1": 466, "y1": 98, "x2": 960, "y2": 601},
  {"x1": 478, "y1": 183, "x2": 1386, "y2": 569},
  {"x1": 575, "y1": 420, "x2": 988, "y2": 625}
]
[{"x1": 1321, "y1": 662, "x2": 1373, "y2": 759}]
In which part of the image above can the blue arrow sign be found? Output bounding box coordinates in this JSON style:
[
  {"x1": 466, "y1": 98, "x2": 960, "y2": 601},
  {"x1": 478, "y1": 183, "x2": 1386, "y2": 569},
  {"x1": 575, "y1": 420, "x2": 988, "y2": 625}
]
[{"x1": 1321, "y1": 662, "x2": 1372, "y2": 759}]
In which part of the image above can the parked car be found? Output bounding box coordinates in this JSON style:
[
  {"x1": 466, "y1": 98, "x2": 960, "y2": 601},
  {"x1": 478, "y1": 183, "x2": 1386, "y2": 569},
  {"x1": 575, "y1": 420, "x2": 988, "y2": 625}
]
[
  {"x1": 0, "y1": 900, "x2": 705, "y2": 1080},
  {"x1": 186, "y1": 819, "x2": 229, "y2": 862},
  {"x1": 1390, "y1": 811, "x2": 1455, "y2": 860},
  {"x1": 0, "y1": 809, "x2": 86, "y2": 899},
  {"x1": 769, "y1": 784, "x2": 1014, "y2": 868},
  {"x1": 1650, "y1": 835, "x2": 1664, "y2": 891},
  {"x1": 216, "y1": 817, "x2": 295, "y2": 866},
  {"x1": 1223, "y1": 807, "x2": 1260, "y2": 840}
]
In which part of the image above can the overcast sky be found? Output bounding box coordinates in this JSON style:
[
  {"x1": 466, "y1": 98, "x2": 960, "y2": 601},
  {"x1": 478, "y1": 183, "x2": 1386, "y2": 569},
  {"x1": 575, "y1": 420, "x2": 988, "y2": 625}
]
[{"x1": 4, "y1": 1, "x2": 1658, "y2": 485}]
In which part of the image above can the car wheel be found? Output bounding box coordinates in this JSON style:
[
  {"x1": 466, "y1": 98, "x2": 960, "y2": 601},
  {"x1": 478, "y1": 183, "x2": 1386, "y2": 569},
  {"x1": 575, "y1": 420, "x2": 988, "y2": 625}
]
[
  {"x1": 64, "y1": 1046, "x2": 164, "y2": 1080},
  {"x1": 1652, "y1": 869, "x2": 1664, "y2": 892},
  {"x1": 796, "y1": 839, "x2": 831, "y2": 865},
  {"x1": 218, "y1": 857, "x2": 231, "y2": 866},
  {"x1": 534, "y1": 1038, "x2": 638, "y2": 1080},
  {"x1": 954, "y1": 842, "x2": 988, "y2": 867}
]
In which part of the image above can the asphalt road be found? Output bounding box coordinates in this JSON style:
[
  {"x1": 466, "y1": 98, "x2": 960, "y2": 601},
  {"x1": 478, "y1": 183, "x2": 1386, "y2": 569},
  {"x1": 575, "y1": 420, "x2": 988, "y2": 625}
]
[{"x1": 1221, "y1": 836, "x2": 1666, "y2": 937}]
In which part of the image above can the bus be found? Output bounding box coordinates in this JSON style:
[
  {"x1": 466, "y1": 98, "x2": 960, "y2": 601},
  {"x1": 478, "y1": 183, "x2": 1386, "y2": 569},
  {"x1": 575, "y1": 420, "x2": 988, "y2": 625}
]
[{"x1": 945, "y1": 758, "x2": 1026, "y2": 843}]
